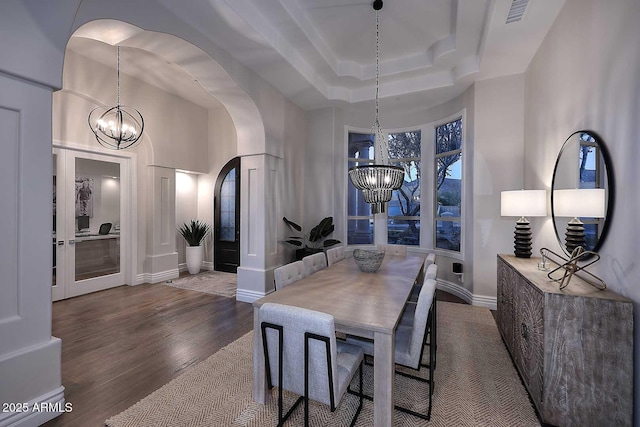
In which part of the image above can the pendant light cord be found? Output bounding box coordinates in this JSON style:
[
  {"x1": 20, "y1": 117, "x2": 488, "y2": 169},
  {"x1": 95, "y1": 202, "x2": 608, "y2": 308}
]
[
  {"x1": 116, "y1": 46, "x2": 121, "y2": 107},
  {"x1": 375, "y1": 8, "x2": 380, "y2": 130},
  {"x1": 373, "y1": 7, "x2": 386, "y2": 162}
]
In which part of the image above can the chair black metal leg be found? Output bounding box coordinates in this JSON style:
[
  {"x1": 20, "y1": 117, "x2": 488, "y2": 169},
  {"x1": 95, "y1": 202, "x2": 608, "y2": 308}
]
[
  {"x1": 347, "y1": 297, "x2": 437, "y2": 422},
  {"x1": 349, "y1": 361, "x2": 364, "y2": 427},
  {"x1": 263, "y1": 322, "x2": 308, "y2": 426}
]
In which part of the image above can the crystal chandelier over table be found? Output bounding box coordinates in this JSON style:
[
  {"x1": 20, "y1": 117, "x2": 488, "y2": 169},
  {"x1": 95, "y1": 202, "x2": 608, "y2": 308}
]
[
  {"x1": 88, "y1": 46, "x2": 144, "y2": 150},
  {"x1": 348, "y1": 0, "x2": 404, "y2": 214}
]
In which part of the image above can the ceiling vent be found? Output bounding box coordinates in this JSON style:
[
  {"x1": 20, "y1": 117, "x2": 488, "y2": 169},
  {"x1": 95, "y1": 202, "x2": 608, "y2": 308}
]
[{"x1": 506, "y1": 0, "x2": 529, "y2": 24}]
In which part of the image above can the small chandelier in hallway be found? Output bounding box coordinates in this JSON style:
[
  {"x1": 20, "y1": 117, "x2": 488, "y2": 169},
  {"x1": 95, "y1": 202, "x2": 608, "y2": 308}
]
[
  {"x1": 348, "y1": 0, "x2": 404, "y2": 214},
  {"x1": 88, "y1": 45, "x2": 144, "y2": 150}
]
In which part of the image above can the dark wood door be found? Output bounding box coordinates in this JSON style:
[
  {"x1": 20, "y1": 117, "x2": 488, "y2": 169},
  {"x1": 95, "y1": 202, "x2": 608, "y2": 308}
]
[{"x1": 214, "y1": 158, "x2": 240, "y2": 273}]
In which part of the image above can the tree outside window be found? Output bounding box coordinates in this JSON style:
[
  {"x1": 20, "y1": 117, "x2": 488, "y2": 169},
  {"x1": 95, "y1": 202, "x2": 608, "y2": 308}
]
[
  {"x1": 347, "y1": 116, "x2": 463, "y2": 251},
  {"x1": 387, "y1": 131, "x2": 421, "y2": 245},
  {"x1": 435, "y1": 118, "x2": 462, "y2": 252}
]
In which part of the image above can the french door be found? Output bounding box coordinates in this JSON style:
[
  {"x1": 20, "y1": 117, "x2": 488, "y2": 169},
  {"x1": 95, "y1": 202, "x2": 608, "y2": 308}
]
[
  {"x1": 214, "y1": 157, "x2": 240, "y2": 273},
  {"x1": 52, "y1": 148, "x2": 131, "y2": 301}
]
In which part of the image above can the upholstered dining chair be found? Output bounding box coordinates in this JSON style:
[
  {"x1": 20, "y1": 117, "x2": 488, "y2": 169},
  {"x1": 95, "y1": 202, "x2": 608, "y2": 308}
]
[
  {"x1": 326, "y1": 246, "x2": 345, "y2": 266},
  {"x1": 410, "y1": 262, "x2": 438, "y2": 302},
  {"x1": 302, "y1": 252, "x2": 328, "y2": 276},
  {"x1": 260, "y1": 303, "x2": 364, "y2": 426},
  {"x1": 274, "y1": 261, "x2": 306, "y2": 291},
  {"x1": 405, "y1": 264, "x2": 437, "y2": 322},
  {"x1": 425, "y1": 252, "x2": 436, "y2": 267},
  {"x1": 401, "y1": 274, "x2": 439, "y2": 374},
  {"x1": 347, "y1": 278, "x2": 437, "y2": 420},
  {"x1": 377, "y1": 243, "x2": 407, "y2": 256}
]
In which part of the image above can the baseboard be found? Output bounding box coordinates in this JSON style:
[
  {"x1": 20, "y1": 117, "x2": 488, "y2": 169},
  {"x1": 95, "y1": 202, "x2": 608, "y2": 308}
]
[
  {"x1": 471, "y1": 294, "x2": 497, "y2": 310},
  {"x1": 177, "y1": 262, "x2": 212, "y2": 273},
  {"x1": 436, "y1": 280, "x2": 497, "y2": 310},
  {"x1": 136, "y1": 268, "x2": 179, "y2": 285},
  {"x1": 0, "y1": 386, "x2": 67, "y2": 427},
  {"x1": 235, "y1": 288, "x2": 269, "y2": 303}
]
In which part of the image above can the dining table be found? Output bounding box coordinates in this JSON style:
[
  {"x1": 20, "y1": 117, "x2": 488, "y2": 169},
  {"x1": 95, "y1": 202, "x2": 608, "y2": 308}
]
[{"x1": 252, "y1": 253, "x2": 425, "y2": 427}]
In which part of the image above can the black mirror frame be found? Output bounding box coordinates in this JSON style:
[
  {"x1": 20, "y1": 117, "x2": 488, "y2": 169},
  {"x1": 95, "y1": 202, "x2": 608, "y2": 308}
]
[{"x1": 551, "y1": 130, "x2": 615, "y2": 259}]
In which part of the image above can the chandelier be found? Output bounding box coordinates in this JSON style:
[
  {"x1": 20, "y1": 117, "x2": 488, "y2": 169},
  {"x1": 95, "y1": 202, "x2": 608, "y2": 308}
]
[
  {"x1": 348, "y1": 0, "x2": 404, "y2": 214},
  {"x1": 88, "y1": 46, "x2": 144, "y2": 150}
]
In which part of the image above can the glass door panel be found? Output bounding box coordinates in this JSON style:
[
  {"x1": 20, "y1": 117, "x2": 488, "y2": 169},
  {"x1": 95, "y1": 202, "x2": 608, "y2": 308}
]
[
  {"x1": 52, "y1": 150, "x2": 65, "y2": 301},
  {"x1": 74, "y1": 157, "x2": 121, "y2": 282},
  {"x1": 53, "y1": 153, "x2": 57, "y2": 288},
  {"x1": 214, "y1": 158, "x2": 240, "y2": 273},
  {"x1": 53, "y1": 147, "x2": 128, "y2": 301}
]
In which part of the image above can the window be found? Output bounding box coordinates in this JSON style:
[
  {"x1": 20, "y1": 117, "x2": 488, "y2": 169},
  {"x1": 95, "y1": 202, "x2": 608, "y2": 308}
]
[
  {"x1": 347, "y1": 132, "x2": 374, "y2": 245},
  {"x1": 346, "y1": 114, "x2": 464, "y2": 251},
  {"x1": 578, "y1": 132, "x2": 602, "y2": 249},
  {"x1": 387, "y1": 131, "x2": 421, "y2": 245},
  {"x1": 434, "y1": 118, "x2": 462, "y2": 252}
]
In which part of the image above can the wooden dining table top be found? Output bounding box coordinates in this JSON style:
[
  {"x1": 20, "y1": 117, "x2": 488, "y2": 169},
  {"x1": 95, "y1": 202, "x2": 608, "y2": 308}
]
[{"x1": 254, "y1": 254, "x2": 425, "y2": 334}]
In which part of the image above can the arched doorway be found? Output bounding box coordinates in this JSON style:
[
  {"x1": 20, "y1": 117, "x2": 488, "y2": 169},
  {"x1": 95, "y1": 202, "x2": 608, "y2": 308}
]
[{"x1": 214, "y1": 157, "x2": 241, "y2": 273}]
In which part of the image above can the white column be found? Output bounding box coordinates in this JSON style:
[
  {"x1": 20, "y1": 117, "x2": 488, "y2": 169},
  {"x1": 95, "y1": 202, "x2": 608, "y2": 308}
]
[
  {"x1": 143, "y1": 166, "x2": 179, "y2": 283},
  {"x1": 236, "y1": 154, "x2": 282, "y2": 302},
  {"x1": 0, "y1": 73, "x2": 66, "y2": 426}
]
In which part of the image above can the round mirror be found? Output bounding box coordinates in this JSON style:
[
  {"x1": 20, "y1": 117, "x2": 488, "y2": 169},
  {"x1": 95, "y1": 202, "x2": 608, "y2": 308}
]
[{"x1": 551, "y1": 130, "x2": 614, "y2": 258}]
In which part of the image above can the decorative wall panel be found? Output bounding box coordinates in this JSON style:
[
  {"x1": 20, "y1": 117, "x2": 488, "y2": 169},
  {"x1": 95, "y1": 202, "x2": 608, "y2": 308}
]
[{"x1": 0, "y1": 107, "x2": 20, "y2": 320}]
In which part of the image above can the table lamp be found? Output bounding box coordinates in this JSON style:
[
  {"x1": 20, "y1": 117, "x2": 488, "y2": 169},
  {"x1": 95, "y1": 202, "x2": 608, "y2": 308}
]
[
  {"x1": 553, "y1": 188, "x2": 605, "y2": 254},
  {"x1": 501, "y1": 190, "x2": 547, "y2": 258}
]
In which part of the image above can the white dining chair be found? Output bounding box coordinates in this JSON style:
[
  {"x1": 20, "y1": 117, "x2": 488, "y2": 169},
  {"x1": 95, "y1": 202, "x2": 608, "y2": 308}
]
[
  {"x1": 425, "y1": 263, "x2": 437, "y2": 281},
  {"x1": 302, "y1": 252, "x2": 327, "y2": 276},
  {"x1": 377, "y1": 243, "x2": 407, "y2": 256},
  {"x1": 274, "y1": 261, "x2": 306, "y2": 291},
  {"x1": 347, "y1": 278, "x2": 437, "y2": 420},
  {"x1": 410, "y1": 262, "x2": 437, "y2": 302},
  {"x1": 260, "y1": 303, "x2": 364, "y2": 426},
  {"x1": 326, "y1": 246, "x2": 345, "y2": 266},
  {"x1": 425, "y1": 252, "x2": 436, "y2": 267},
  {"x1": 404, "y1": 264, "x2": 437, "y2": 323}
]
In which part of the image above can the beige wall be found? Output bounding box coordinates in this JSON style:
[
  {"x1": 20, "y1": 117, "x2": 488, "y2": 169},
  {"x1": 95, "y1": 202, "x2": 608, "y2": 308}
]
[
  {"x1": 176, "y1": 172, "x2": 199, "y2": 265},
  {"x1": 473, "y1": 74, "x2": 526, "y2": 298},
  {"x1": 54, "y1": 50, "x2": 211, "y2": 276},
  {"x1": 524, "y1": 0, "x2": 640, "y2": 419},
  {"x1": 57, "y1": 50, "x2": 209, "y2": 172}
]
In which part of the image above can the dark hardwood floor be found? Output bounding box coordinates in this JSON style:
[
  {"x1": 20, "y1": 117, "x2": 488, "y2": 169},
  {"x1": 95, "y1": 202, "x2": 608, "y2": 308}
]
[
  {"x1": 44, "y1": 283, "x2": 253, "y2": 427},
  {"x1": 44, "y1": 283, "x2": 466, "y2": 426}
]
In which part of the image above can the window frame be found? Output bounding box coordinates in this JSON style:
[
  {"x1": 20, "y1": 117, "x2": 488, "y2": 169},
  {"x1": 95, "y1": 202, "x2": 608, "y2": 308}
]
[
  {"x1": 345, "y1": 127, "x2": 377, "y2": 246},
  {"x1": 344, "y1": 109, "x2": 465, "y2": 257},
  {"x1": 386, "y1": 130, "x2": 422, "y2": 247},
  {"x1": 432, "y1": 113, "x2": 465, "y2": 254}
]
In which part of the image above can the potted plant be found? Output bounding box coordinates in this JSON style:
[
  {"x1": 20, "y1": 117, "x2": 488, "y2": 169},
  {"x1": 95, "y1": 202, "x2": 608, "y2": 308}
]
[
  {"x1": 283, "y1": 216, "x2": 341, "y2": 260},
  {"x1": 178, "y1": 219, "x2": 211, "y2": 274}
]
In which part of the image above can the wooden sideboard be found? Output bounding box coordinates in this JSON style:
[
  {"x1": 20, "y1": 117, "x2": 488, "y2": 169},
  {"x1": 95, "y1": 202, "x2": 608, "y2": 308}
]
[{"x1": 497, "y1": 254, "x2": 633, "y2": 427}]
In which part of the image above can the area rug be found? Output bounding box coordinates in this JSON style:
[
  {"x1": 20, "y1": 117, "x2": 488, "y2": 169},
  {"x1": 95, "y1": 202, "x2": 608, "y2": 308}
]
[
  {"x1": 164, "y1": 270, "x2": 237, "y2": 298},
  {"x1": 106, "y1": 302, "x2": 539, "y2": 426}
]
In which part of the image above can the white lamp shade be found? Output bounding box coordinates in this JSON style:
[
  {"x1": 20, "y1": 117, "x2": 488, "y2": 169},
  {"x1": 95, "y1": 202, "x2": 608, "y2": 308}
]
[
  {"x1": 501, "y1": 190, "x2": 547, "y2": 217},
  {"x1": 553, "y1": 188, "x2": 605, "y2": 218}
]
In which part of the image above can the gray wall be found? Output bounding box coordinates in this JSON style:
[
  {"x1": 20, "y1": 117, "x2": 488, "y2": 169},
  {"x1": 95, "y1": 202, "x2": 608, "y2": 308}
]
[{"x1": 523, "y1": 0, "x2": 640, "y2": 420}]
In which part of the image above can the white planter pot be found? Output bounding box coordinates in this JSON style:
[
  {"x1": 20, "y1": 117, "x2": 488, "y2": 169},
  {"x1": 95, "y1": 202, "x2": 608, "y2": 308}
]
[{"x1": 186, "y1": 245, "x2": 203, "y2": 274}]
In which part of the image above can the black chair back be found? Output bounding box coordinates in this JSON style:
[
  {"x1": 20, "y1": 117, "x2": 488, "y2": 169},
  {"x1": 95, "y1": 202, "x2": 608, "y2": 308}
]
[{"x1": 99, "y1": 223, "x2": 112, "y2": 235}]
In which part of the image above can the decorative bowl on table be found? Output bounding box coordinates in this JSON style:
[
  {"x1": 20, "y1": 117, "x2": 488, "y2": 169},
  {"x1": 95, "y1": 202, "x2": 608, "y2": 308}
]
[{"x1": 352, "y1": 249, "x2": 385, "y2": 273}]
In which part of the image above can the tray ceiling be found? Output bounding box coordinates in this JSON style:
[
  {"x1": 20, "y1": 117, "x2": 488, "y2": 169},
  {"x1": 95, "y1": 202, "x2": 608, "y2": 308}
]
[{"x1": 68, "y1": 0, "x2": 566, "y2": 111}]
